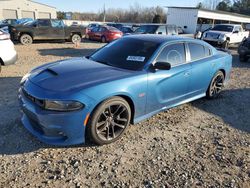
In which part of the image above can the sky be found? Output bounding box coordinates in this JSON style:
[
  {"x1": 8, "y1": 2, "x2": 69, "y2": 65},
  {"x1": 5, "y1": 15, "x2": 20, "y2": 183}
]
[{"x1": 35, "y1": 0, "x2": 201, "y2": 13}]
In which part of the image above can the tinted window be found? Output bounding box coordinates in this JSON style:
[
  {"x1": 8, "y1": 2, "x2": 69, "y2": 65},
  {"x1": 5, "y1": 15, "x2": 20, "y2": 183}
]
[
  {"x1": 156, "y1": 26, "x2": 166, "y2": 35},
  {"x1": 188, "y1": 43, "x2": 211, "y2": 61},
  {"x1": 204, "y1": 46, "x2": 211, "y2": 57},
  {"x1": 38, "y1": 20, "x2": 50, "y2": 27},
  {"x1": 157, "y1": 43, "x2": 186, "y2": 66},
  {"x1": 51, "y1": 20, "x2": 64, "y2": 28},
  {"x1": 90, "y1": 38, "x2": 160, "y2": 71},
  {"x1": 135, "y1": 25, "x2": 158, "y2": 34},
  {"x1": 92, "y1": 27, "x2": 99, "y2": 32},
  {"x1": 99, "y1": 27, "x2": 107, "y2": 32}
]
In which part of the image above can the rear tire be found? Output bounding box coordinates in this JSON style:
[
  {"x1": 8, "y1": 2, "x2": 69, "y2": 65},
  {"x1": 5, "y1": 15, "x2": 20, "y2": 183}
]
[
  {"x1": 87, "y1": 97, "x2": 131, "y2": 145},
  {"x1": 239, "y1": 55, "x2": 248, "y2": 62},
  {"x1": 20, "y1": 34, "x2": 33, "y2": 45},
  {"x1": 101, "y1": 36, "x2": 106, "y2": 43},
  {"x1": 71, "y1": 34, "x2": 81, "y2": 44},
  {"x1": 206, "y1": 71, "x2": 225, "y2": 99}
]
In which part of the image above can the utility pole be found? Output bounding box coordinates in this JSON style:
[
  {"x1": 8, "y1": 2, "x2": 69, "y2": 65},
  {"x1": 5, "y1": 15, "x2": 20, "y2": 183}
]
[{"x1": 103, "y1": 4, "x2": 106, "y2": 23}]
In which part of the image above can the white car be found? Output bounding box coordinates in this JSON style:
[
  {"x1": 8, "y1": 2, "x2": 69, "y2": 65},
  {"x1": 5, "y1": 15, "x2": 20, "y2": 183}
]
[
  {"x1": 0, "y1": 30, "x2": 17, "y2": 72},
  {"x1": 202, "y1": 24, "x2": 249, "y2": 48}
]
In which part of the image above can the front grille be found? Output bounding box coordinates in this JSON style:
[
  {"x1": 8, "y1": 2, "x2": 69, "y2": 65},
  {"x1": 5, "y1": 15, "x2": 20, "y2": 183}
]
[
  {"x1": 22, "y1": 88, "x2": 45, "y2": 108},
  {"x1": 207, "y1": 33, "x2": 219, "y2": 39}
]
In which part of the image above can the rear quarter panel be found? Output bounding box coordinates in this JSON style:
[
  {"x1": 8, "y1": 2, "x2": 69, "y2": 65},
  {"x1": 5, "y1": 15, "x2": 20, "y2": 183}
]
[
  {"x1": 212, "y1": 50, "x2": 232, "y2": 83},
  {"x1": 64, "y1": 26, "x2": 84, "y2": 39}
]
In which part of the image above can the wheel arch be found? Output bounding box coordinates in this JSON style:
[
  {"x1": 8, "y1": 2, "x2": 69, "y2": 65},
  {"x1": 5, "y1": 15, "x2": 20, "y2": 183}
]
[
  {"x1": 89, "y1": 94, "x2": 136, "y2": 125},
  {"x1": 20, "y1": 32, "x2": 33, "y2": 39},
  {"x1": 219, "y1": 68, "x2": 226, "y2": 77},
  {"x1": 71, "y1": 32, "x2": 82, "y2": 38},
  {"x1": 116, "y1": 94, "x2": 135, "y2": 124}
]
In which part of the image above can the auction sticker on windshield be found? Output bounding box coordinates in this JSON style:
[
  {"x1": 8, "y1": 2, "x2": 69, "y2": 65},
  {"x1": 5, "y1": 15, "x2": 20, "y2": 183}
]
[{"x1": 127, "y1": 56, "x2": 145, "y2": 62}]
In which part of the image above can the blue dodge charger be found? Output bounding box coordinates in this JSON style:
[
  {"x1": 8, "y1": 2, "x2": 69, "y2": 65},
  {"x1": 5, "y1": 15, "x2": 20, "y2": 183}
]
[{"x1": 19, "y1": 35, "x2": 232, "y2": 146}]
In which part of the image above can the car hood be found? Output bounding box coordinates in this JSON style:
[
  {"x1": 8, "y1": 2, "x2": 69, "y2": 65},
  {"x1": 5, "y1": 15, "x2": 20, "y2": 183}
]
[
  {"x1": 28, "y1": 57, "x2": 136, "y2": 92},
  {"x1": 205, "y1": 30, "x2": 230, "y2": 35}
]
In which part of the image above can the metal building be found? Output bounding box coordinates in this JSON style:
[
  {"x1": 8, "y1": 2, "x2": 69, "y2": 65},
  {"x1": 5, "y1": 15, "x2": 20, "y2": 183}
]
[
  {"x1": 167, "y1": 7, "x2": 250, "y2": 34},
  {"x1": 0, "y1": 0, "x2": 57, "y2": 20}
]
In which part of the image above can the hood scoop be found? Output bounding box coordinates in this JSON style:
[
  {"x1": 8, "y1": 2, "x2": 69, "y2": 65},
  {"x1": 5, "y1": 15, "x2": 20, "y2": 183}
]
[{"x1": 45, "y1": 68, "x2": 58, "y2": 76}]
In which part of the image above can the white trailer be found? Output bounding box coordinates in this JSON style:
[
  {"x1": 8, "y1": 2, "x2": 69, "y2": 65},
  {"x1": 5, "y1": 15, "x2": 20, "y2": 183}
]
[{"x1": 167, "y1": 7, "x2": 250, "y2": 34}]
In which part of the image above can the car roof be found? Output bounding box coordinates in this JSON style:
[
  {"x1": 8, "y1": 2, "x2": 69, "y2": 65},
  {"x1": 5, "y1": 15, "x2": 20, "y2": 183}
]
[
  {"x1": 215, "y1": 24, "x2": 240, "y2": 26},
  {"x1": 124, "y1": 34, "x2": 200, "y2": 44}
]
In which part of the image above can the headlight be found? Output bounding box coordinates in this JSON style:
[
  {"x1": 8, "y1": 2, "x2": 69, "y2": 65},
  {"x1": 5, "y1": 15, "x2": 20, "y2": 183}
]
[
  {"x1": 219, "y1": 34, "x2": 226, "y2": 40},
  {"x1": 44, "y1": 100, "x2": 84, "y2": 111},
  {"x1": 20, "y1": 73, "x2": 31, "y2": 85}
]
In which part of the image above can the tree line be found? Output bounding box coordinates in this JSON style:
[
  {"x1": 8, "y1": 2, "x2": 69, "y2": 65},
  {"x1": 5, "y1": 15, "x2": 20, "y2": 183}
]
[
  {"x1": 57, "y1": 3, "x2": 166, "y2": 23},
  {"x1": 197, "y1": 0, "x2": 250, "y2": 16}
]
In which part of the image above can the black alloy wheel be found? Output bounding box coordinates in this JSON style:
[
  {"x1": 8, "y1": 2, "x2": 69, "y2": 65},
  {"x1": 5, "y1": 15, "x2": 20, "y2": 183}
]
[
  {"x1": 206, "y1": 71, "x2": 225, "y2": 99},
  {"x1": 88, "y1": 97, "x2": 131, "y2": 145}
]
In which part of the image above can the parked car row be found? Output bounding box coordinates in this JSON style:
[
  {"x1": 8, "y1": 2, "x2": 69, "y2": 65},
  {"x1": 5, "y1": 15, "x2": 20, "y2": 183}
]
[
  {"x1": 85, "y1": 23, "x2": 180, "y2": 43},
  {"x1": 3, "y1": 18, "x2": 249, "y2": 63}
]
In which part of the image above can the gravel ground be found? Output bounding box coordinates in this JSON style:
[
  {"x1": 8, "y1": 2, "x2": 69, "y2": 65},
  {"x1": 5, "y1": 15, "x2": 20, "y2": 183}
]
[{"x1": 0, "y1": 41, "x2": 249, "y2": 188}]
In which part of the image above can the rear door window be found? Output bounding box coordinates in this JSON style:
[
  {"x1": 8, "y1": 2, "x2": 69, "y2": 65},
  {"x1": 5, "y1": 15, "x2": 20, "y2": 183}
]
[
  {"x1": 38, "y1": 20, "x2": 50, "y2": 27},
  {"x1": 157, "y1": 43, "x2": 186, "y2": 66},
  {"x1": 188, "y1": 43, "x2": 211, "y2": 61},
  {"x1": 51, "y1": 20, "x2": 64, "y2": 28}
]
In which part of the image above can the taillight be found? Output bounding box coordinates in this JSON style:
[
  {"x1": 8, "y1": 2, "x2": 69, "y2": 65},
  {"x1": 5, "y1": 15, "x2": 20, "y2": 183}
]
[{"x1": 0, "y1": 31, "x2": 10, "y2": 40}]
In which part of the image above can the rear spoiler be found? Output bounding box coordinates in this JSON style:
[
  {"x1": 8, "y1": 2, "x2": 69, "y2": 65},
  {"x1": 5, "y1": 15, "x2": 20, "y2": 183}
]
[{"x1": 216, "y1": 48, "x2": 231, "y2": 54}]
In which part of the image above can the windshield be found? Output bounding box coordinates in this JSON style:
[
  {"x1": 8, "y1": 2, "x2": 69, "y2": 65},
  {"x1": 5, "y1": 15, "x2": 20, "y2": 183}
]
[
  {"x1": 135, "y1": 25, "x2": 158, "y2": 34},
  {"x1": 211, "y1": 25, "x2": 234, "y2": 32},
  {"x1": 89, "y1": 37, "x2": 160, "y2": 71}
]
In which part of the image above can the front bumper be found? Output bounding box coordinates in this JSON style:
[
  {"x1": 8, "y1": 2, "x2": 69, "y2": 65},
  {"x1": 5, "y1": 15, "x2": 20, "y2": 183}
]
[
  {"x1": 203, "y1": 38, "x2": 225, "y2": 46},
  {"x1": 18, "y1": 83, "x2": 92, "y2": 146}
]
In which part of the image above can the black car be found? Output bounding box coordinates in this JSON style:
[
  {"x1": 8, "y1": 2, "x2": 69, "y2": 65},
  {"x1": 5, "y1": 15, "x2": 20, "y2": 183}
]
[
  {"x1": 238, "y1": 37, "x2": 250, "y2": 62},
  {"x1": 106, "y1": 23, "x2": 123, "y2": 30},
  {"x1": 120, "y1": 26, "x2": 134, "y2": 34},
  {"x1": 134, "y1": 24, "x2": 178, "y2": 35},
  {"x1": 9, "y1": 19, "x2": 85, "y2": 45}
]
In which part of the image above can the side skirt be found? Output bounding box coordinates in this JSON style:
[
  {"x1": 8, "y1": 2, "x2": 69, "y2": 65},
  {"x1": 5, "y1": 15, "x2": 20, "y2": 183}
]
[{"x1": 133, "y1": 93, "x2": 206, "y2": 124}]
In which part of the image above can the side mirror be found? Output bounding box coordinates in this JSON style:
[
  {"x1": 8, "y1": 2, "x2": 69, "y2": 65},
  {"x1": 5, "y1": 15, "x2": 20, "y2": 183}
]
[
  {"x1": 153, "y1": 62, "x2": 171, "y2": 70},
  {"x1": 233, "y1": 30, "x2": 239, "y2": 34}
]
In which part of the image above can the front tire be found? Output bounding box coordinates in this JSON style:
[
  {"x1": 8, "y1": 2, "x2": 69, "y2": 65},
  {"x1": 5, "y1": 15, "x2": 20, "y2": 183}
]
[
  {"x1": 101, "y1": 36, "x2": 106, "y2": 43},
  {"x1": 20, "y1": 34, "x2": 33, "y2": 45},
  {"x1": 206, "y1": 71, "x2": 225, "y2": 99},
  {"x1": 87, "y1": 97, "x2": 131, "y2": 145},
  {"x1": 222, "y1": 40, "x2": 229, "y2": 49},
  {"x1": 71, "y1": 34, "x2": 81, "y2": 44}
]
